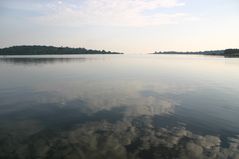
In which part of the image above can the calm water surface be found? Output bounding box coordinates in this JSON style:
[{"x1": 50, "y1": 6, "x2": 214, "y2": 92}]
[{"x1": 0, "y1": 55, "x2": 239, "y2": 159}]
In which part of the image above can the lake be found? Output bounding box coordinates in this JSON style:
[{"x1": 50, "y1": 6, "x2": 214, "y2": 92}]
[{"x1": 0, "y1": 55, "x2": 239, "y2": 159}]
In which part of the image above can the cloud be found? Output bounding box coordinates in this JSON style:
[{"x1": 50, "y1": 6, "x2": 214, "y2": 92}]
[{"x1": 32, "y1": 0, "x2": 197, "y2": 27}]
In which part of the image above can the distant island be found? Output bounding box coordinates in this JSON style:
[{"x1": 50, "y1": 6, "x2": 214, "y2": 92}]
[
  {"x1": 0, "y1": 45, "x2": 123, "y2": 55},
  {"x1": 153, "y1": 49, "x2": 239, "y2": 57}
]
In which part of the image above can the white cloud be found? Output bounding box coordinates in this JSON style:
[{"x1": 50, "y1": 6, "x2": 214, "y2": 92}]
[
  {"x1": 34, "y1": 0, "x2": 197, "y2": 27},
  {"x1": 57, "y1": 1, "x2": 63, "y2": 5}
]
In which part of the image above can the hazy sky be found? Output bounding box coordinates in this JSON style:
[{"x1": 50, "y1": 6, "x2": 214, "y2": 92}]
[{"x1": 0, "y1": 0, "x2": 239, "y2": 53}]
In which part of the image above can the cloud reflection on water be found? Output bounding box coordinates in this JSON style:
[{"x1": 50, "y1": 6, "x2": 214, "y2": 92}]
[{"x1": 34, "y1": 80, "x2": 192, "y2": 117}]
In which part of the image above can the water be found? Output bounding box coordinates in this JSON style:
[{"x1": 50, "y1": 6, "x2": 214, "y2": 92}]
[{"x1": 0, "y1": 55, "x2": 239, "y2": 159}]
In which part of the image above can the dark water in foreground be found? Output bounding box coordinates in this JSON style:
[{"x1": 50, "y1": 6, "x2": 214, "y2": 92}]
[{"x1": 0, "y1": 55, "x2": 239, "y2": 159}]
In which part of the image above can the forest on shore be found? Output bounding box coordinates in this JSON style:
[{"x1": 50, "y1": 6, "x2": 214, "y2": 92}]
[
  {"x1": 154, "y1": 49, "x2": 239, "y2": 57},
  {"x1": 0, "y1": 46, "x2": 123, "y2": 55}
]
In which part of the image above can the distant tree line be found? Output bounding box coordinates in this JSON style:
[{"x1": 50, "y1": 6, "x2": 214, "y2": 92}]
[
  {"x1": 0, "y1": 45, "x2": 123, "y2": 55},
  {"x1": 154, "y1": 49, "x2": 239, "y2": 57},
  {"x1": 154, "y1": 50, "x2": 224, "y2": 55},
  {"x1": 224, "y1": 49, "x2": 239, "y2": 57}
]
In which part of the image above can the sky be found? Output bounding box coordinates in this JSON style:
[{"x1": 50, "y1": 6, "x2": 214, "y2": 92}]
[{"x1": 0, "y1": 0, "x2": 239, "y2": 53}]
